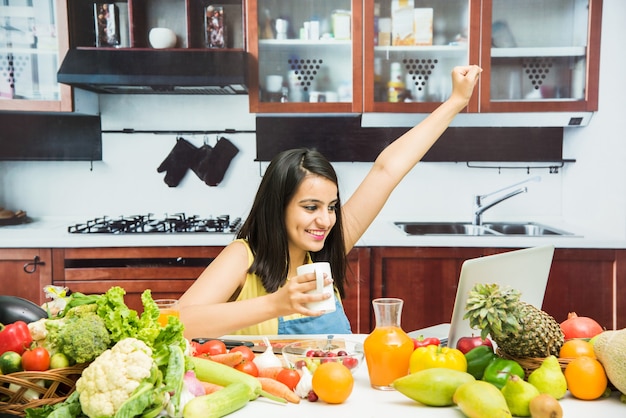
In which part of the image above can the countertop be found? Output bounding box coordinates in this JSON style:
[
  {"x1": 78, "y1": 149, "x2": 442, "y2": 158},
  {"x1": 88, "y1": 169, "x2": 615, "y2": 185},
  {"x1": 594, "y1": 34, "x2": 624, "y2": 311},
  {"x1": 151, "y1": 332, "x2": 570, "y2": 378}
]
[
  {"x1": 221, "y1": 325, "x2": 626, "y2": 417},
  {"x1": 1, "y1": 216, "x2": 626, "y2": 249}
]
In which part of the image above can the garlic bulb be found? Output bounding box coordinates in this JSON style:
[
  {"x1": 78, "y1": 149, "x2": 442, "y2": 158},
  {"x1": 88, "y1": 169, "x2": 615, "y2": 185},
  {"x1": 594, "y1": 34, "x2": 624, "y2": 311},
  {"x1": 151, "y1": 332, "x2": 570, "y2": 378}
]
[{"x1": 253, "y1": 337, "x2": 283, "y2": 369}]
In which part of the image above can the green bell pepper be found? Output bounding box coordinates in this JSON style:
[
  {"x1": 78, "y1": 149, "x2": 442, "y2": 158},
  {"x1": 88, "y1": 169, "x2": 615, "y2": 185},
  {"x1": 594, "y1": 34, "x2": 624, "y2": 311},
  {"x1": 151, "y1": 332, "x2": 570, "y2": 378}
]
[
  {"x1": 464, "y1": 345, "x2": 497, "y2": 380},
  {"x1": 482, "y1": 357, "x2": 525, "y2": 389}
]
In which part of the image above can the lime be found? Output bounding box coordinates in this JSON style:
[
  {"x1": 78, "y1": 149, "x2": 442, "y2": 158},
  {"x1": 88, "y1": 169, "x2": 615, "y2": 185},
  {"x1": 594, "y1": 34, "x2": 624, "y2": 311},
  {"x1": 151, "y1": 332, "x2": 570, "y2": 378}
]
[
  {"x1": 50, "y1": 352, "x2": 70, "y2": 369},
  {"x1": 0, "y1": 351, "x2": 23, "y2": 374}
]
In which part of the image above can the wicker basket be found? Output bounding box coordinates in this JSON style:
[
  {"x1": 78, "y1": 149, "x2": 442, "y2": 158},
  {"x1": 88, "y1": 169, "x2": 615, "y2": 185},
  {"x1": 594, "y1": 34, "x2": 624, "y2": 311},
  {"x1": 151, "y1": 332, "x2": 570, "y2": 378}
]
[
  {"x1": 0, "y1": 364, "x2": 87, "y2": 416},
  {"x1": 496, "y1": 348, "x2": 573, "y2": 379}
]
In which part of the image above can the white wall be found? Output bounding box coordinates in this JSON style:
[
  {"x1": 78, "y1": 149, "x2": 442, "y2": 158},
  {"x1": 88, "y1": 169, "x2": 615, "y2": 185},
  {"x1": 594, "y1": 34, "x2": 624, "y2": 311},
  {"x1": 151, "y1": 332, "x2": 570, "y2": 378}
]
[{"x1": 0, "y1": 0, "x2": 624, "y2": 238}]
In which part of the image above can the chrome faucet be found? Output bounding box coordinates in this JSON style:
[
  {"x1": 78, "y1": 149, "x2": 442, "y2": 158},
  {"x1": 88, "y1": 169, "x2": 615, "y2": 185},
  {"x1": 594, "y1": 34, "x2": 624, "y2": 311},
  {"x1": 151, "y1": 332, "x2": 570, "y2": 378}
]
[{"x1": 473, "y1": 176, "x2": 541, "y2": 225}]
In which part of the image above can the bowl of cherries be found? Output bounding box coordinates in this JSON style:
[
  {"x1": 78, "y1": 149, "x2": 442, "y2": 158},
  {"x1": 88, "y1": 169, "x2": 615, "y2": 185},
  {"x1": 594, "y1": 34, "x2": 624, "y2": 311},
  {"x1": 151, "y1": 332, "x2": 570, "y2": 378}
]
[{"x1": 281, "y1": 336, "x2": 364, "y2": 375}]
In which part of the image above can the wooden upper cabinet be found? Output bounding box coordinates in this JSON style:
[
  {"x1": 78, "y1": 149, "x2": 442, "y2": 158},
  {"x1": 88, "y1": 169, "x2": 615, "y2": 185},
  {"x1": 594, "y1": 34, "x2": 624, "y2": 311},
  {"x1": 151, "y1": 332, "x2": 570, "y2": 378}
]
[
  {"x1": 478, "y1": 0, "x2": 602, "y2": 113},
  {"x1": 0, "y1": 1, "x2": 72, "y2": 112},
  {"x1": 247, "y1": 0, "x2": 363, "y2": 113},
  {"x1": 67, "y1": 0, "x2": 245, "y2": 51},
  {"x1": 363, "y1": 0, "x2": 480, "y2": 114},
  {"x1": 249, "y1": 0, "x2": 601, "y2": 114}
]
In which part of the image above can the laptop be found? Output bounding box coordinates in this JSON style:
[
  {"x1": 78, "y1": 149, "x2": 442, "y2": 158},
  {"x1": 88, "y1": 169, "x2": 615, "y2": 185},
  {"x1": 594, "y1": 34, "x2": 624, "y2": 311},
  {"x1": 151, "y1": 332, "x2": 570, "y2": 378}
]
[{"x1": 446, "y1": 245, "x2": 555, "y2": 349}]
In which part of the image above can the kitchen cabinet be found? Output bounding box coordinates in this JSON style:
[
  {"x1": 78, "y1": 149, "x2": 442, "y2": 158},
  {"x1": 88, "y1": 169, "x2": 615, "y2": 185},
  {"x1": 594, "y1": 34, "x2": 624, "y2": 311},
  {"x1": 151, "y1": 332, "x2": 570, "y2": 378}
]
[
  {"x1": 247, "y1": 0, "x2": 362, "y2": 113},
  {"x1": 365, "y1": 0, "x2": 602, "y2": 114},
  {"x1": 248, "y1": 0, "x2": 601, "y2": 114},
  {"x1": 370, "y1": 247, "x2": 485, "y2": 333},
  {"x1": 369, "y1": 246, "x2": 620, "y2": 334},
  {"x1": 67, "y1": 0, "x2": 245, "y2": 50},
  {"x1": 0, "y1": 248, "x2": 52, "y2": 304},
  {"x1": 0, "y1": 0, "x2": 72, "y2": 112}
]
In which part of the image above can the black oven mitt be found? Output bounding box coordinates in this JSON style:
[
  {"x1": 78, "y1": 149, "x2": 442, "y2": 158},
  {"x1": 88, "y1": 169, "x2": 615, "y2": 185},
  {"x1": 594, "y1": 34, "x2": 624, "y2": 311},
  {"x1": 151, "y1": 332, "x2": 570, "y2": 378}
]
[
  {"x1": 157, "y1": 137, "x2": 199, "y2": 187},
  {"x1": 190, "y1": 143, "x2": 213, "y2": 183},
  {"x1": 204, "y1": 137, "x2": 239, "y2": 186}
]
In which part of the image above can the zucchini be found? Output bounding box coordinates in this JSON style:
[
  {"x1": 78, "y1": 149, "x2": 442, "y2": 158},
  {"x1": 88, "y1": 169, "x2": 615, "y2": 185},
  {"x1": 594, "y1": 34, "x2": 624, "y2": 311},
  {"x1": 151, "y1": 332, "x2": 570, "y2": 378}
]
[
  {"x1": 183, "y1": 382, "x2": 249, "y2": 418},
  {"x1": 187, "y1": 355, "x2": 261, "y2": 400}
]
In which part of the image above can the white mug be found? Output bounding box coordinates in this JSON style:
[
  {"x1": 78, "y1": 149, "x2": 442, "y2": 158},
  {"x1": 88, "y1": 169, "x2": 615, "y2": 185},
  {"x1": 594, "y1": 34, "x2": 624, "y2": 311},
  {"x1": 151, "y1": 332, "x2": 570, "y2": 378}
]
[{"x1": 296, "y1": 262, "x2": 336, "y2": 313}]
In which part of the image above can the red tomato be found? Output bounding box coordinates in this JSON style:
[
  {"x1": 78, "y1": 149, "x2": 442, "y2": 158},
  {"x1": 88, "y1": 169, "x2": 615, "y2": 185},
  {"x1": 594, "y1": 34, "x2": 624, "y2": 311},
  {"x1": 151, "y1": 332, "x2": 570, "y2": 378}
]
[
  {"x1": 196, "y1": 340, "x2": 227, "y2": 356},
  {"x1": 277, "y1": 368, "x2": 301, "y2": 391},
  {"x1": 234, "y1": 360, "x2": 259, "y2": 377},
  {"x1": 229, "y1": 346, "x2": 256, "y2": 362},
  {"x1": 22, "y1": 347, "x2": 50, "y2": 371}
]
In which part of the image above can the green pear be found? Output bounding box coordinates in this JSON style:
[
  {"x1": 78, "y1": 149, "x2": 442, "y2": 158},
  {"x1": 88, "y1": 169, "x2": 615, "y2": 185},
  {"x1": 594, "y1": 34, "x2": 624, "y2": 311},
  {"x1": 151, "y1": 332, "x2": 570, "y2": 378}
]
[
  {"x1": 527, "y1": 355, "x2": 567, "y2": 399},
  {"x1": 453, "y1": 380, "x2": 512, "y2": 418},
  {"x1": 392, "y1": 368, "x2": 475, "y2": 406},
  {"x1": 501, "y1": 374, "x2": 540, "y2": 417}
]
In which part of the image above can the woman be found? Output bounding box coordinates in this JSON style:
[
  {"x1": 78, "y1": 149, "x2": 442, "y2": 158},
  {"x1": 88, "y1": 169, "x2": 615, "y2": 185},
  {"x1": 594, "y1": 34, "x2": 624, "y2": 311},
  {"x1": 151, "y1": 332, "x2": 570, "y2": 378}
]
[{"x1": 179, "y1": 65, "x2": 482, "y2": 338}]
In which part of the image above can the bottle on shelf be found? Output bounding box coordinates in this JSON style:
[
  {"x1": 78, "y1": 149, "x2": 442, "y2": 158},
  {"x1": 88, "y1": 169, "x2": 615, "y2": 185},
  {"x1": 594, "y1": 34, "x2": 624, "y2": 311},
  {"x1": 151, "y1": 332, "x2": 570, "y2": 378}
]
[{"x1": 387, "y1": 62, "x2": 405, "y2": 103}]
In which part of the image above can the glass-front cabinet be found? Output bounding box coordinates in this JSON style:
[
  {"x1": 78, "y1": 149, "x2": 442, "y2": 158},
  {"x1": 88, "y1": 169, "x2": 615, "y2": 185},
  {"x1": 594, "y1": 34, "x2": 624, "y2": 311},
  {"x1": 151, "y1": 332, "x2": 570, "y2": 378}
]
[
  {"x1": 247, "y1": 0, "x2": 362, "y2": 113},
  {"x1": 364, "y1": 0, "x2": 479, "y2": 113},
  {"x1": 0, "y1": 0, "x2": 70, "y2": 112},
  {"x1": 481, "y1": 0, "x2": 601, "y2": 112}
]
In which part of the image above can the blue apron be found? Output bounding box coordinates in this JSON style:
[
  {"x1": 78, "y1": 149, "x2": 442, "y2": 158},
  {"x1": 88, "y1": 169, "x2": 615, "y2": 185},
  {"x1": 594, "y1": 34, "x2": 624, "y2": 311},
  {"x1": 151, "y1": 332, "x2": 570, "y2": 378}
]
[{"x1": 277, "y1": 298, "x2": 352, "y2": 335}]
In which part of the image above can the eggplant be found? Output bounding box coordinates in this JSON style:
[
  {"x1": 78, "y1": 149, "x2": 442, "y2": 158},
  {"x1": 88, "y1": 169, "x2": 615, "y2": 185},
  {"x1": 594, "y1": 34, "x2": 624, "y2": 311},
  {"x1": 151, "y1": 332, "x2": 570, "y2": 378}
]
[{"x1": 0, "y1": 295, "x2": 47, "y2": 324}]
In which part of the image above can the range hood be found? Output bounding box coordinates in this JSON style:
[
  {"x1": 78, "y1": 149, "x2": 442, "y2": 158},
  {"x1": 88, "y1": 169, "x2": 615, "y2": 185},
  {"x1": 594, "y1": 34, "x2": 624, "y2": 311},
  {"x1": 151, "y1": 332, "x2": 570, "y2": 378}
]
[{"x1": 57, "y1": 49, "x2": 249, "y2": 94}]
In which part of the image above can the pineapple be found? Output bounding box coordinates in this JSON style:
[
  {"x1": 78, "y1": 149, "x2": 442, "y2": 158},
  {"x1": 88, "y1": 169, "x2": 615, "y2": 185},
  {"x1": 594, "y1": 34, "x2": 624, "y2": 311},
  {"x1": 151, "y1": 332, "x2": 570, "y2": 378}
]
[{"x1": 463, "y1": 283, "x2": 564, "y2": 358}]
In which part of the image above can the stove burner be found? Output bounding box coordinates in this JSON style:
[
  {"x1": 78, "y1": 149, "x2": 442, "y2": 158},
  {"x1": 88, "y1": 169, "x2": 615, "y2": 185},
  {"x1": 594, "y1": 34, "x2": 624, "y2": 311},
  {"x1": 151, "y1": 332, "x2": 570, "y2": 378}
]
[{"x1": 68, "y1": 214, "x2": 242, "y2": 234}]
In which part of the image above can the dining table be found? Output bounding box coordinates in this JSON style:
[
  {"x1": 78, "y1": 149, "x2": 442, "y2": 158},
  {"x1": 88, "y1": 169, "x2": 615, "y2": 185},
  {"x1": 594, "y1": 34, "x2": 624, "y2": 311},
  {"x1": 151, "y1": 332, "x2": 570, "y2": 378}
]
[{"x1": 220, "y1": 324, "x2": 626, "y2": 417}]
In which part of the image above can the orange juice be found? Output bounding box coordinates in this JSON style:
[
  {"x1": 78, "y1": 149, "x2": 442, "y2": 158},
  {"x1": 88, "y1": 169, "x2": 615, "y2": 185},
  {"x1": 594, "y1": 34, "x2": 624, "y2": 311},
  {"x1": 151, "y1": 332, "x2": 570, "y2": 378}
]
[
  {"x1": 364, "y1": 325, "x2": 414, "y2": 389},
  {"x1": 155, "y1": 299, "x2": 179, "y2": 327},
  {"x1": 157, "y1": 308, "x2": 180, "y2": 327}
]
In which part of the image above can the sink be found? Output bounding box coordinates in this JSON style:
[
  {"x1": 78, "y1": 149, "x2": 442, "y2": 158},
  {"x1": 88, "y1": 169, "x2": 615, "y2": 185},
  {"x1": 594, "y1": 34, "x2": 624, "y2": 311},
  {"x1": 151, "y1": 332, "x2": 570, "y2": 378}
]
[
  {"x1": 394, "y1": 222, "x2": 496, "y2": 236},
  {"x1": 482, "y1": 222, "x2": 575, "y2": 236},
  {"x1": 394, "y1": 221, "x2": 575, "y2": 237}
]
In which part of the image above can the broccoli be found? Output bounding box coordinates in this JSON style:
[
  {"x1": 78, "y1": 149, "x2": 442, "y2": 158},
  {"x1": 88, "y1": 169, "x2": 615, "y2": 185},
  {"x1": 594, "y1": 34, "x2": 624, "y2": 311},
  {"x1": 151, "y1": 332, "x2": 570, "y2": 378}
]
[{"x1": 52, "y1": 312, "x2": 111, "y2": 364}]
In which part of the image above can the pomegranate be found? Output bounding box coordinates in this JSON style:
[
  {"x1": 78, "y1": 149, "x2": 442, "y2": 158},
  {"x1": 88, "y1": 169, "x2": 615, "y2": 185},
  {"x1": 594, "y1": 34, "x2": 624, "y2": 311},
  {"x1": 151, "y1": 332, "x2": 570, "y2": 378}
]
[{"x1": 560, "y1": 312, "x2": 603, "y2": 340}]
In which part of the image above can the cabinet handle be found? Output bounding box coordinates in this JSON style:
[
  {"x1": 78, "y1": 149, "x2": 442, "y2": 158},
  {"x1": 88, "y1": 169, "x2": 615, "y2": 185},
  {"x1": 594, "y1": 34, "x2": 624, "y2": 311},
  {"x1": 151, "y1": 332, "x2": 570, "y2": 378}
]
[{"x1": 23, "y1": 255, "x2": 46, "y2": 273}]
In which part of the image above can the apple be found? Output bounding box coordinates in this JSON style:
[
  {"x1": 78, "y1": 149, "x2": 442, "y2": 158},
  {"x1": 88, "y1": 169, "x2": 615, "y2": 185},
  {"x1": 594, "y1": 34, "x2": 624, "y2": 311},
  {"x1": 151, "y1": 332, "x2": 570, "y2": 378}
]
[{"x1": 456, "y1": 335, "x2": 493, "y2": 354}]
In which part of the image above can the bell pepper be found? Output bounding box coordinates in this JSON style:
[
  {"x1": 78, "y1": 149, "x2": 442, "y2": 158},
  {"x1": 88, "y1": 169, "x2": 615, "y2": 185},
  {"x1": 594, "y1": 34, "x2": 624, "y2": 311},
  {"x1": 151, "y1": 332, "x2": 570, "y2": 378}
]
[
  {"x1": 409, "y1": 344, "x2": 467, "y2": 373},
  {"x1": 464, "y1": 345, "x2": 497, "y2": 379},
  {"x1": 482, "y1": 357, "x2": 525, "y2": 389},
  {"x1": 0, "y1": 321, "x2": 33, "y2": 356},
  {"x1": 412, "y1": 335, "x2": 441, "y2": 348}
]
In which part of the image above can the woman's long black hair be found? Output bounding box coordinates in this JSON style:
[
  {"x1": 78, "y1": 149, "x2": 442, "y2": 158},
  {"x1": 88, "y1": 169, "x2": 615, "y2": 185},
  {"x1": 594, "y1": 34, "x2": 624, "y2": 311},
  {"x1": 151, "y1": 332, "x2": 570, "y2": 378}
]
[{"x1": 236, "y1": 148, "x2": 348, "y2": 298}]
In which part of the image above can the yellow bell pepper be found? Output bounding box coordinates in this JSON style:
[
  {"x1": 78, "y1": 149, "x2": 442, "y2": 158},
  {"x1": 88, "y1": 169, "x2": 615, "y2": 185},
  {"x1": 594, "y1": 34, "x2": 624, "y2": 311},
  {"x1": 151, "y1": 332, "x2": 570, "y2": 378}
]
[{"x1": 409, "y1": 344, "x2": 467, "y2": 373}]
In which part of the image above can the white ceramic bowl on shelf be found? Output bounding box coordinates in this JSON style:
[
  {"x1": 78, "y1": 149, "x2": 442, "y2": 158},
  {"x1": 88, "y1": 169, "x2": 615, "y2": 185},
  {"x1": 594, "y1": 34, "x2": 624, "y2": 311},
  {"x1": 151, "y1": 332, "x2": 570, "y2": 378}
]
[{"x1": 149, "y1": 28, "x2": 177, "y2": 49}]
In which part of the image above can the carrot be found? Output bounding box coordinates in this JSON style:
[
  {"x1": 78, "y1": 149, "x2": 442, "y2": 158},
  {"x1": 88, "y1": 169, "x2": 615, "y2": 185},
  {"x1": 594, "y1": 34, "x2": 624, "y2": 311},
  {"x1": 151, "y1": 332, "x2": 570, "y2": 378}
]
[
  {"x1": 202, "y1": 351, "x2": 244, "y2": 367},
  {"x1": 200, "y1": 381, "x2": 224, "y2": 395},
  {"x1": 258, "y1": 377, "x2": 300, "y2": 404},
  {"x1": 257, "y1": 366, "x2": 286, "y2": 380}
]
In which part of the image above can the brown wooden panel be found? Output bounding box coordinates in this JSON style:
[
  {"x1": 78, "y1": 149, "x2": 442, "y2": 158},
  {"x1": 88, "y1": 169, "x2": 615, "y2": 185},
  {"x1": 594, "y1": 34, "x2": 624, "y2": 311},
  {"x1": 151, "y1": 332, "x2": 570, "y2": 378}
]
[
  {"x1": 342, "y1": 247, "x2": 371, "y2": 334},
  {"x1": 371, "y1": 247, "x2": 484, "y2": 333},
  {"x1": 0, "y1": 249, "x2": 52, "y2": 304},
  {"x1": 616, "y1": 250, "x2": 626, "y2": 329},
  {"x1": 56, "y1": 279, "x2": 195, "y2": 313},
  {"x1": 62, "y1": 246, "x2": 223, "y2": 259},
  {"x1": 64, "y1": 266, "x2": 207, "y2": 281},
  {"x1": 543, "y1": 249, "x2": 616, "y2": 330}
]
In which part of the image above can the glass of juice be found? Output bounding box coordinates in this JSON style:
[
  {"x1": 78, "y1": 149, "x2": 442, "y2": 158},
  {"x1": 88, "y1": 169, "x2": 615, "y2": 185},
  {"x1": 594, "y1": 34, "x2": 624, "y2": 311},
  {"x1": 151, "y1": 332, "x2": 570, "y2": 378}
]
[{"x1": 155, "y1": 299, "x2": 180, "y2": 327}]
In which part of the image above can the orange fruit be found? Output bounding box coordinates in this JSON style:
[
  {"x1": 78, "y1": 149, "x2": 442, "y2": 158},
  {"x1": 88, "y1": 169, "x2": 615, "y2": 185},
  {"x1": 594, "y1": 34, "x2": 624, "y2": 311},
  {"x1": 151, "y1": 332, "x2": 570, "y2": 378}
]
[
  {"x1": 311, "y1": 361, "x2": 354, "y2": 404},
  {"x1": 564, "y1": 356, "x2": 607, "y2": 400},
  {"x1": 559, "y1": 339, "x2": 596, "y2": 358}
]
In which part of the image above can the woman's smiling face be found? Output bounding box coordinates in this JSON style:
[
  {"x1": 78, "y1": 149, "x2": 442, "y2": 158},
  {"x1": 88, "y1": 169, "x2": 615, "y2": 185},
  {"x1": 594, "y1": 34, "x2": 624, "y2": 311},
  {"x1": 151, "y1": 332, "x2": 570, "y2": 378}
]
[{"x1": 285, "y1": 174, "x2": 338, "y2": 254}]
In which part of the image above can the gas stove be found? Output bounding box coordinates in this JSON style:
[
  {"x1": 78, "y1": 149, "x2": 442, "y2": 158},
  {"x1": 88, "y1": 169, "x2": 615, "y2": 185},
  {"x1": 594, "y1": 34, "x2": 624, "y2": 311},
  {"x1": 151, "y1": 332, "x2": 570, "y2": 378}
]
[{"x1": 68, "y1": 213, "x2": 242, "y2": 234}]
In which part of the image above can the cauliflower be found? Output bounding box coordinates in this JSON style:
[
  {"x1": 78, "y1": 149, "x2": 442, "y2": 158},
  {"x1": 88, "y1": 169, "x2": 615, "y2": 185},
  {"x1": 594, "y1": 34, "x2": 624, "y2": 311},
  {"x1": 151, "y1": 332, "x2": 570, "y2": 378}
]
[{"x1": 76, "y1": 338, "x2": 156, "y2": 418}]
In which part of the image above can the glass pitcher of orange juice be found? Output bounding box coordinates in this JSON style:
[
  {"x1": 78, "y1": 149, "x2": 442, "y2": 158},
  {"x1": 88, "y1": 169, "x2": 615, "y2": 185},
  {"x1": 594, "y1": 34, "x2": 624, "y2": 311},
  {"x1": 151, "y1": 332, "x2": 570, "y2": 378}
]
[{"x1": 363, "y1": 298, "x2": 414, "y2": 390}]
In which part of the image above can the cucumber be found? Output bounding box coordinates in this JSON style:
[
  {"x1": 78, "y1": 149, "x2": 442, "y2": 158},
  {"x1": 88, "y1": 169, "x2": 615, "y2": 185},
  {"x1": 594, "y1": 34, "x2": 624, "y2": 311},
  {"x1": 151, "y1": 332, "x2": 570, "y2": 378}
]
[
  {"x1": 183, "y1": 382, "x2": 249, "y2": 418},
  {"x1": 187, "y1": 355, "x2": 261, "y2": 400}
]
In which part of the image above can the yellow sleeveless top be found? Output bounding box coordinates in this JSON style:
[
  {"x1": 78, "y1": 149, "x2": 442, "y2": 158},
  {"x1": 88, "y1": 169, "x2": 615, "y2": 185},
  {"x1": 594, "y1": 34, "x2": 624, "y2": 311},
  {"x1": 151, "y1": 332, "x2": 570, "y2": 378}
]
[{"x1": 230, "y1": 239, "x2": 313, "y2": 335}]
